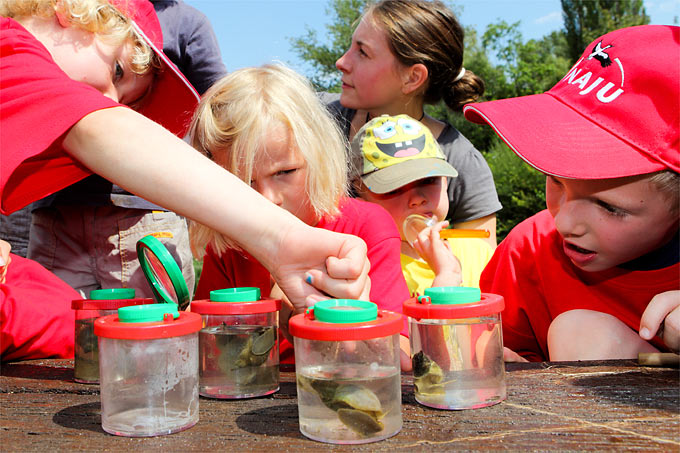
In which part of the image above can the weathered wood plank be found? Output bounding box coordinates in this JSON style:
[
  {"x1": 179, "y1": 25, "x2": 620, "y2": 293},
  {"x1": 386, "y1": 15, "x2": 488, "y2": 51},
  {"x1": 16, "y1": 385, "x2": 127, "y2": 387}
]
[{"x1": 1, "y1": 359, "x2": 678, "y2": 451}]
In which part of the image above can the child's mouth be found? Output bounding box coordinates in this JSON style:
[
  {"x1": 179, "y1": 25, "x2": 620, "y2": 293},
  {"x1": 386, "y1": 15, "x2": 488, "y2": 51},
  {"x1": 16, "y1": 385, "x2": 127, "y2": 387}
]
[
  {"x1": 566, "y1": 243, "x2": 594, "y2": 254},
  {"x1": 563, "y1": 241, "x2": 597, "y2": 266}
]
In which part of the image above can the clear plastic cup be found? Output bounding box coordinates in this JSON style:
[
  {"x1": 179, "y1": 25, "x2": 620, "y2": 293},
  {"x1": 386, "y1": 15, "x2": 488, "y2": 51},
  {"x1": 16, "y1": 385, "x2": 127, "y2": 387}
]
[
  {"x1": 71, "y1": 288, "x2": 152, "y2": 384},
  {"x1": 290, "y1": 300, "x2": 403, "y2": 444},
  {"x1": 191, "y1": 287, "x2": 281, "y2": 399},
  {"x1": 404, "y1": 287, "x2": 506, "y2": 410},
  {"x1": 95, "y1": 304, "x2": 201, "y2": 437}
]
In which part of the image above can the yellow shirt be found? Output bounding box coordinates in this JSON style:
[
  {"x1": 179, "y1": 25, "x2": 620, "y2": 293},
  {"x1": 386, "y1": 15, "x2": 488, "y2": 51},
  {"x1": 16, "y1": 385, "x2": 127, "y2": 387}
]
[{"x1": 400, "y1": 237, "x2": 494, "y2": 296}]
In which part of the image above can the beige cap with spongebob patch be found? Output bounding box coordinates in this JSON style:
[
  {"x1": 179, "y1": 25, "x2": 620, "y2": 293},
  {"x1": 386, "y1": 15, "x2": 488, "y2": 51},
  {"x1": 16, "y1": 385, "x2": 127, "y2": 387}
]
[{"x1": 351, "y1": 114, "x2": 458, "y2": 194}]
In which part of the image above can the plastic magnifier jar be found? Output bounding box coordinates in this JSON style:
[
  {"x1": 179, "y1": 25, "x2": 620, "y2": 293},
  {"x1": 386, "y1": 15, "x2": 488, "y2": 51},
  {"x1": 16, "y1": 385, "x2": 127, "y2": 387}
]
[
  {"x1": 403, "y1": 287, "x2": 506, "y2": 410},
  {"x1": 191, "y1": 287, "x2": 281, "y2": 399},
  {"x1": 71, "y1": 288, "x2": 153, "y2": 384},
  {"x1": 289, "y1": 299, "x2": 403, "y2": 444},
  {"x1": 95, "y1": 304, "x2": 202, "y2": 437}
]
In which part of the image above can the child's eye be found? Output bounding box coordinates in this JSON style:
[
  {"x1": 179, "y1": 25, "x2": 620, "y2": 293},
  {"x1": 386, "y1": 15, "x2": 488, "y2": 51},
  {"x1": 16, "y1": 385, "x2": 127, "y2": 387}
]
[
  {"x1": 113, "y1": 62, "x2": 124, "y2": 83},
  {"x1": 547, "y1": 175, "x2": 561, "y2": 186},
  {"x1": 597, "y1": 200, "x2": 627, "y2": 217},
  {"x1": 276, "y1": 168, "x2": 297, "y2": 177}
]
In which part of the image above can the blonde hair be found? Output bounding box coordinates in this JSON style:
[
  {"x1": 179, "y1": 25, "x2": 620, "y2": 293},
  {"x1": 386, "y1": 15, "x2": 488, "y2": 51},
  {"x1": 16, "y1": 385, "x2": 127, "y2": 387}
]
[
  {"x1": 189, "y1": 64, "x2": 349, "y2": 257},
  {"x1": 649, "y1": 170, "x2": 680, "y2": 216},
  {"x1": 1, "y1": 0, "x2": 157, "y2": 76}
]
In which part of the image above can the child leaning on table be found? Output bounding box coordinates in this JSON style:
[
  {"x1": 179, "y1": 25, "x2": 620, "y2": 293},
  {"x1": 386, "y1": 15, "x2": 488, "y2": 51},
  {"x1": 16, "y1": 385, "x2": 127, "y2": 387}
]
[
  {"x1": 463, "y1": 25, "x2": 679, "y2": 362},
  {"x1": 351, "y1": 114, "x2": 495, "y2": 295},
  {"x1": 1, "y1": 239, "x2": 81, "y2": 362},
  {"x1": 0, "y1": 0, "x2": 371, "y2": 319},
  {"x1": 188, "y1": 64, "x2": 412, "y2": 370}
]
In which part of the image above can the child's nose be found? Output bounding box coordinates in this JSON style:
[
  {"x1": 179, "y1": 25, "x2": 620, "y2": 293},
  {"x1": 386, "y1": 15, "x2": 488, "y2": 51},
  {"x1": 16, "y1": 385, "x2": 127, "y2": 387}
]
[
  {"x1": 258, "y1": 184, "x2": 282, "y2": 206},
  {"x1": 101, "y1": 85, "x2": 120, "y2": 103},
  {"x1": 553, "y1": 201, "x2": 587, "y2": 238},
  {"x1": 408, "y1": 190, "x2": 427, "y2": 208}
]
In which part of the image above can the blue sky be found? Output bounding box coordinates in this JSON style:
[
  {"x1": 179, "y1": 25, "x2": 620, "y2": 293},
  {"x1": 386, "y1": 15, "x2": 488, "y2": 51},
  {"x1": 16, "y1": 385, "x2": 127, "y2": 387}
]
[{"x1": 184, "y1": 0, "x2": 678, "y2": 76}]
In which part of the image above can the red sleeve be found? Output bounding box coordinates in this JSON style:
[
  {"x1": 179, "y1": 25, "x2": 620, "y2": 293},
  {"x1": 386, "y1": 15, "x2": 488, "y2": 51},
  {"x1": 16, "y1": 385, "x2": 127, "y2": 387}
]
[
  {"x1": 194, "y1": 246, "x2": 237, "y2": 300},
  {"x1": 480, "y1": 214, "x2": 549, "y2": 361},
  {"x1": 0, "y1": 18, "x2": 120, "y2": 214},
  {"x1": 1, "y1": 254, "x2": 80, "y2": 361},
  {"x1": 195, "y1": 245, "x2": 272, "y2": 300}
]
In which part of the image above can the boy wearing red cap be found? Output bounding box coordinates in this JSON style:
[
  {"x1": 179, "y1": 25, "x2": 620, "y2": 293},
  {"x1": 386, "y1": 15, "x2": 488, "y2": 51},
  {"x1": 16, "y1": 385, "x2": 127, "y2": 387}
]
[
  {"x1": 464, "y1": 25, "x2": 679, "y2": 362},
  {"x1": 0, "y1": 0, "x2": 371, "y2": 360}
]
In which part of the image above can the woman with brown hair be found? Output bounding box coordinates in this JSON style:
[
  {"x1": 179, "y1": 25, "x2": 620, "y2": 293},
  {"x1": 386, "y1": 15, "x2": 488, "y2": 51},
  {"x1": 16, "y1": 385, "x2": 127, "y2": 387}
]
[{"x1": 327, "y1": 0, "x2": 501, "y2": 246}]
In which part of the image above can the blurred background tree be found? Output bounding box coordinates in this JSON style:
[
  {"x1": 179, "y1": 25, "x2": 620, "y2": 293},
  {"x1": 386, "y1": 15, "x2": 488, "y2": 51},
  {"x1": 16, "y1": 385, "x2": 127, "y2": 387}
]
[
  {"x1": 290, "y1": 0, "x2": 650, "y2": 241},
  {"x1": 561, "y1": 0, "x2": 649, "y2": 62}
]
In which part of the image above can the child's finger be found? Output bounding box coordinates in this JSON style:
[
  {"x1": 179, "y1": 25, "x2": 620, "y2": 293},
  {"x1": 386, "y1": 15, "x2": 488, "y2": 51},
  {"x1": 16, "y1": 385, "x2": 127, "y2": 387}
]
[
  {"x1": 304, "y1": 258, "x2": 371, "y2": 302},
  {"x1": 639, "y1": 290, "x2": 680, "y2": 340}
]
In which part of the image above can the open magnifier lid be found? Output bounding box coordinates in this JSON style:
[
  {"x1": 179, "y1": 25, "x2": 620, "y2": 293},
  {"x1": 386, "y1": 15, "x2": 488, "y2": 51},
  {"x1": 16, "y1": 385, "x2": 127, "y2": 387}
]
[{"x1": 136, "y1": 235, "x2": 190, "y2": 307}]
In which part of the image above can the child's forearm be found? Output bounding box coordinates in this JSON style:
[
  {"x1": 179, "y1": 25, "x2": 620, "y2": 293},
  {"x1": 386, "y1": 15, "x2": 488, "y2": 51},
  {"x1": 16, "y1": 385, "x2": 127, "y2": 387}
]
[
  {"x1": 63, "y1": 107, "x2": 292, "y2": 265},
  {"x1": 63, "y1": 108, "x2": 371, "y2": 307}
]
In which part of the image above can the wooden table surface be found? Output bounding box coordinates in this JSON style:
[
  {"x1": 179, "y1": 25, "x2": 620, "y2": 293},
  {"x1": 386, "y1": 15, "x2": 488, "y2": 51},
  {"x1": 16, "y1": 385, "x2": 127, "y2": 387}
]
[{"x1": 1, "y1": 359, "x2": 678, "y2": 451}]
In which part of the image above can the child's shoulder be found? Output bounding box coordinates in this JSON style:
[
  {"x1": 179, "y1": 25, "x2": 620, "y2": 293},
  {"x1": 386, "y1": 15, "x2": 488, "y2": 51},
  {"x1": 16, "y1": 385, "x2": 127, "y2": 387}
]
[
  {"x1": 338, "y1": 196, "x2": 393, "y2": 218},
  {"x1": 329, "y1": 197, "x2": 399, "y2": 240},
  {"x1": 500, "y1": 209, "x2": 562, "y2": 252}
]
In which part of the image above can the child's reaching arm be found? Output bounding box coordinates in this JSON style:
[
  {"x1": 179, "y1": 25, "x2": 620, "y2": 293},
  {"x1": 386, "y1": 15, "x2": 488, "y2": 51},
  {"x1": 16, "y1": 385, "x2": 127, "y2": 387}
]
[
  {"x1": 412, "y1": 219, "x2": 462, "y2": 287},
  {"x1": 62, "y1": 107, "x2": 370, "y2": 308},
  {"x1": 639, "y1": 290, "x2": 680, "y2": 353}
]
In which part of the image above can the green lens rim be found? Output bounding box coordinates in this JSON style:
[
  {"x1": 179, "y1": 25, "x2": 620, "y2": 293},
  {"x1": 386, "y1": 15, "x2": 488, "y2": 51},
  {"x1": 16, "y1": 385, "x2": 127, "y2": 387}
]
[
  {"x1": 312, "y1": 299, "x2": 378, "y2": 324},
  {"x1": 422, "y1": 287, "x2": 481, "y2": 305}
]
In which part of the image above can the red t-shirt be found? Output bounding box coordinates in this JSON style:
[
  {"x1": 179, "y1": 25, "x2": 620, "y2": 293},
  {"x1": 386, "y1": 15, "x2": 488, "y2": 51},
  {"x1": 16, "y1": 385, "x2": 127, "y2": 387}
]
[
  {"x1": 195, "y1": 197, "x2": 410, "y2": 362},
  {"x1": 1, "y1": 254, "x2": 81, "y2": 361},
  {"x1": 480, "y1": 210, "x2": 677, "y2": 361},
  {"x1": 0, "y1": 18, "x2": 120, "y2": 215}
]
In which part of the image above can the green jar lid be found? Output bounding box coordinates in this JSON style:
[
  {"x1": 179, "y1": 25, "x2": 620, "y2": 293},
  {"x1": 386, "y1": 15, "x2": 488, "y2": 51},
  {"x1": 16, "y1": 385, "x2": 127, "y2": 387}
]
[
  {"x1": 210, "y1": 287, "x2": 260, "y2": 302},
  {"x1": 118, "y1": 303, "x2": 179, "y2": 323},
  {"x1": 136, "y1": 235, "x2": 190, "y2": 307},
  {"x1": 312, "y1": 299, "x2": 377, "y2": 324},
  {"x1": 89, "y1": 288, "x2": 136, "y2": 300},
  {"x1": 422, "y1": 287, "x2": 481, "y2": 305}
]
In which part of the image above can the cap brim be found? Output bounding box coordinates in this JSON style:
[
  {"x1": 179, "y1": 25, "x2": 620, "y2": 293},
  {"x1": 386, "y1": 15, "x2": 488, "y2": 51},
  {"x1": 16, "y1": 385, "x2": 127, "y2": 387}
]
[
  {"x1": 463, "y1": 93, "x2": 668, "y2": 179},
  {"x1": 132, "y1": 22, "x2": 200, "y2": 137},
  {"x1": 362, "y1": 158, "x2": 458, "y2": 194}
]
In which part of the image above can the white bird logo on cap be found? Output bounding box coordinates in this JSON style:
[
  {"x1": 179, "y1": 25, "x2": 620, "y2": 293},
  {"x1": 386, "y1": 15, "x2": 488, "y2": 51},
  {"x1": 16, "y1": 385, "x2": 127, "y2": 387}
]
[{"x1": 588, "y1": 41, "x2": 613, "y2": 67}]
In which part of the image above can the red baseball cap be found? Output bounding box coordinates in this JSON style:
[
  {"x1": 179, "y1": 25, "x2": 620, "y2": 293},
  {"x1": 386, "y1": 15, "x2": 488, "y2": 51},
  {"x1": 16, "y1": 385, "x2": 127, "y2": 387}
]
[
  {"x1": 111, "y1": 0, "x2": 200, "y2": 136},
  {"x1": 464, "y1": 25, "x2": 679, "y2": 179}
]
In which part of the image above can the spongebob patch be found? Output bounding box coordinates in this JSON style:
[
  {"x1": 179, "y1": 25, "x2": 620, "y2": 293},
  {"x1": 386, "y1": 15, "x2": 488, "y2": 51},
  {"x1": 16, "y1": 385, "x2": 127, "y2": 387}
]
[{"x1": 361, "y1": 115, "x2": 443, "y2": 174}]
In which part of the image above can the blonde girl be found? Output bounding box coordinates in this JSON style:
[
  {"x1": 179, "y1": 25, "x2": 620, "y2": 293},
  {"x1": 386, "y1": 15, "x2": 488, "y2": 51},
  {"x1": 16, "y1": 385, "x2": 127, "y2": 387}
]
[{"x1": 190, "y1": 64, "x2": 411, "y2": 369}]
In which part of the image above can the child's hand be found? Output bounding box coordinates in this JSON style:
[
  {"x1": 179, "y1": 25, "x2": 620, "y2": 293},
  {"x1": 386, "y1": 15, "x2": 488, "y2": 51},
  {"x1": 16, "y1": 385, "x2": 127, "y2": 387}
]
[
  {"x1": 412, "y1": 220, "x2": 462, "y2": 287},
  {"x1": 271, "y1": 226, "x2": 371, "y2": 312},
  {"x1": 0, "y1": 239, "x2": 11, "y2": 284},
  {"x1": 640, "y1": 290, "x2": 680, "y2": 352}
]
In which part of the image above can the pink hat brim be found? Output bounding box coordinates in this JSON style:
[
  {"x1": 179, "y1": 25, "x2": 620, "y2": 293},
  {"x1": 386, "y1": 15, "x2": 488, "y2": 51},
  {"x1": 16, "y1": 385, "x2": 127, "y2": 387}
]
[
  {"x1": 464, "y1": 93, "x2": 670, "y2": 179},
  {"x1": 131, "y1": 22, "x2": 200, "y2": 137}
]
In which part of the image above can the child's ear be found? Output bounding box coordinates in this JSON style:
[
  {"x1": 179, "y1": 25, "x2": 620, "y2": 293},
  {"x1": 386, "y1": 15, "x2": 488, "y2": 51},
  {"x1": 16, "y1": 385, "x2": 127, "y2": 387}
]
[
  {"x1": 401, "y1": 63, "x2": 428, "y2": 96},
  {"x1": 53, "y1": 1, "x2": 70, "y2": 28}
]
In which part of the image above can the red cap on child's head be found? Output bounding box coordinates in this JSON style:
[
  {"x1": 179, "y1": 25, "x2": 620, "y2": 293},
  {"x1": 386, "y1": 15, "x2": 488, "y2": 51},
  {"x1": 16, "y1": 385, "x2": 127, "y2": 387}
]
[
  {"x1": 464, "y1": 25, "x2": 679, "y2": 179},
  {"x1": 110, "y1": 0, "x2": 200, "y2": 137}
]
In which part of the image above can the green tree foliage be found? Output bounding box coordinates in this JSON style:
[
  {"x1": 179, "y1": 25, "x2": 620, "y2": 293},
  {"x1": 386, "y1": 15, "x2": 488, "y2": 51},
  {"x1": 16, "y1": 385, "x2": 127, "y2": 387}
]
[
  {"x1": 289, "y1": 0, "x2": 366, "y2": 91},
  {"x1": 485, "y1": 138, "x2": 546, "y2": 239},
  {"x1": 561, "y1": 0, "x2": 649, "y2": 62},
  {"x1": 441, "y1": 22, "x2": 570, "y2": 155}
]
